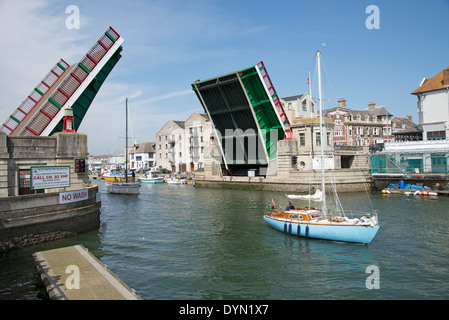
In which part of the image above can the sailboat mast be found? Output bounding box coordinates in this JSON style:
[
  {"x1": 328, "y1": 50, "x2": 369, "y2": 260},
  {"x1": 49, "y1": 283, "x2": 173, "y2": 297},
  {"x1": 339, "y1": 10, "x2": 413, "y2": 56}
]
[
  {"x1": 317, "y1": 50, "x2": 327, "y2": 215},
  {"x1": 125, "y1": 97, "x2": 128, "y2": 183}
]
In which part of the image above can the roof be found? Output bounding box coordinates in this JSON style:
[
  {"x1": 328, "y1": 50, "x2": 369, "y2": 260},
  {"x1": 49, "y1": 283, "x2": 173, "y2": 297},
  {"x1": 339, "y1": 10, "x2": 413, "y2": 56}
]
[
  {"x1": 185, "y1": 112, "x2": 210, "y2": 124},
  {"x1": 370, "y1": 106, "x2": 392, "y2": 117},
  {"x1": 377, "y1": 140, "x2": 449, "y2": 154},
  {"x1": 392, "y1": 116, "x2": 418, "y2": 129},
  {"x1": 325, "y1": 105, "x2": 392, "y2": 117},
  {"x1": 172, "y1": 121, "x2": 185, "y2": 129},
  {"x1": 412, "y1": 66, "x2": 449, "y2": 94},
  {"x1": 130, "y1": 142, "x2": 156, "y2": 154},
  {"x1": 280, "y1": 94, "x2": 306, "y2": 101}
]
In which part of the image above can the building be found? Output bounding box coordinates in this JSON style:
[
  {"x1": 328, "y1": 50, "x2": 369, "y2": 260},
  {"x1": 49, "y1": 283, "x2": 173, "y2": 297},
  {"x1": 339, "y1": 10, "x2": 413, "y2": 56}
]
[
  {"x1": 156, "y1": 120, "x2": 185, "y2": 172},
  {"x1": 155, "y1": 112, "x2": 211, "y2": 173},
  {"x1": 184, "y1": 112, "x2": 210, "y2": 172},
  {"x1": 391, "y1": 116, "x2": 422, "y2": 142},
  {"x1": 88, "y1": 155, "x2": 108, "y2": 174},
  {"x1": 325, "y1": 98, "x2": 393, "y2": 146},
  {"x1": 129, "y1": 142, "x2": 156, "y2": 171},
  {"x1": 370, "y1": 140, "x2": 449, "y2": 176},
  {"x1": 290, "y1": 116, "x2": 335, "y2": 170},
  {"x1": 412, "y1": 66, "x2": 449, "y2": 140},
  {"x1": 280, "y1": 93, "x2": 318, "y2": 124}
]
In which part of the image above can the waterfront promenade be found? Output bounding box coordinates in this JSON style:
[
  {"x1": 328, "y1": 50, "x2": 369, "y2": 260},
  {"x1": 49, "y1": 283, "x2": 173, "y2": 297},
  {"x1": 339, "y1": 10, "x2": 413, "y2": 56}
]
[{"x1": 33, "y1": 245, "x2": 141, "y2": 300}]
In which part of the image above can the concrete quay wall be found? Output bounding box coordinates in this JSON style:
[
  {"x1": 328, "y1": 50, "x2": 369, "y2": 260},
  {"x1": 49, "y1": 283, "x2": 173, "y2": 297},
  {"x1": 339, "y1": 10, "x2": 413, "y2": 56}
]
[
  {"x1": 0, "y1": 131, "x2": 89, "y2": 197},
  {"x1": 0, "y1": 185, "x2": 100, "y2": 253},
  {"x1": 0, "y1": 131, "x2": 99, "y2": 253},
  {"x1": 194, "y1": 169, "x2": 372, "y2": 193}
]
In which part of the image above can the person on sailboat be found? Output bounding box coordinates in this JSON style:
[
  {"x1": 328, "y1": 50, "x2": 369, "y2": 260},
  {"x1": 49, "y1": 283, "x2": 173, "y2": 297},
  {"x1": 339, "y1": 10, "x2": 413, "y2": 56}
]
[{"x1": 285, "y1": 201, "x2": 295, "y2": 211}]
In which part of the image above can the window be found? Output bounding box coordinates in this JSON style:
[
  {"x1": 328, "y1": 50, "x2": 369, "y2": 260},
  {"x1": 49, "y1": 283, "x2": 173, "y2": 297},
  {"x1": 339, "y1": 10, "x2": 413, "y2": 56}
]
[
  {"x1": 334, "y1": 129, "x2": 343, "y2": 136},
  {"x1": 302, "y1": 101, "x2": 306, "y2": 111},
  {"x1": 327, "y1": 132, "x2": 331, "y2": 146},
  {"x1": 334, "y1": 118, "x2": 342, "y2": 125},
  {"x1": 299, "y1": 132, "x2": 305, "y2": 146},
  {"x1": 427, "y1": 131, "x2": 446, "y2": 140},
  {"x1": 316, "y1": 132, "x2": 321, "y2": 145}
]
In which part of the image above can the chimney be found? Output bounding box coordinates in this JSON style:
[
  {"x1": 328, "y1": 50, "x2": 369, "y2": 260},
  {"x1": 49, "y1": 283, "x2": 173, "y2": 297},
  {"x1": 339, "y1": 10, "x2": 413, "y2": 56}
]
[
  {"x1": 443, "y1": 67, "x2": 449, "y2": 87},
  {"x1": 407, "y1": 115, "x2": 412, "y2": 121},
  {"x1": 337, "y1": 98, "x2": 346, "y2": 108},
  {"x1": 368, "y1": 102, "x2": 375, "y2": 114}
]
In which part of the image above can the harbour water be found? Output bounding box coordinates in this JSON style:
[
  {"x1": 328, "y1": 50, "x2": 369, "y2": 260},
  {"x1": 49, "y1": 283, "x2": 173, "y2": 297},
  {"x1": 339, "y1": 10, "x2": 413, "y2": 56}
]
[{"x1": 1, "y1": 179, "x2": 449, "y2": 300}]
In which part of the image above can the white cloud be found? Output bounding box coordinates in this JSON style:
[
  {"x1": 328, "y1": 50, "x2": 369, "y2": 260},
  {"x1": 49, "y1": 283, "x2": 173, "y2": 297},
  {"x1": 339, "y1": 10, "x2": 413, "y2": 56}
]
[
  {"x1": 0, "y1": 0, "x2": 89, "y2": 112},
  {"x1": 133, "y1": 90, "x2": 193, "y2": 106}
]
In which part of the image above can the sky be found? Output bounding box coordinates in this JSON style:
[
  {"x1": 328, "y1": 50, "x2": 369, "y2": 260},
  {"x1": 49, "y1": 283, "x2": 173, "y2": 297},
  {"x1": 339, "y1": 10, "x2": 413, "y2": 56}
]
[{"x1": 0, "y1": 0, "x2": 448, "y2": 155}]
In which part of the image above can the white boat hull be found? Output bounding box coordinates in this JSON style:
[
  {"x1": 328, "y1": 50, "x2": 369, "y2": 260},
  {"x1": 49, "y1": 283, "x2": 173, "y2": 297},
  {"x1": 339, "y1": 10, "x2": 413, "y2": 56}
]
[
  {"x1": 263, "y1": 215, "x2": 379, "y2": 244},
  {"x1": 107, "y1": 182, "x2": 141, "y2": 195},
  {"x1": 165, "y1": 179, "x2": 186, "y2": 184}
]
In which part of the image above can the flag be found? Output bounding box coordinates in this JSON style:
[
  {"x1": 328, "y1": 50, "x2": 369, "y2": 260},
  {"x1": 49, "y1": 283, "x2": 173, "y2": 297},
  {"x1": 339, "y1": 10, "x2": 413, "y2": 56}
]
[
  {"x1": 307, "y1": 72, "x2": 310, "y2": 85},
  {"x1": 271, "y1": 199, "x2": 275, "y2": 209}
]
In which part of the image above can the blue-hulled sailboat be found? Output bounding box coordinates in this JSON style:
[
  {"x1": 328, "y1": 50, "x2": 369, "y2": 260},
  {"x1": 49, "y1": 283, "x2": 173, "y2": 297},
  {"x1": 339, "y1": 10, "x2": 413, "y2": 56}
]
[{"x1": 263, "y1": 51, "x2": 380, "y2": 244}]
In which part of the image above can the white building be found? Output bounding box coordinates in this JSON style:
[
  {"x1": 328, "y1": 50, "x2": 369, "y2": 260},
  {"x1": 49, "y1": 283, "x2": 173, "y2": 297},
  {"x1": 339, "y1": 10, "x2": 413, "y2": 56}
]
[
  {"x1": 280, "y1": 93, "x2": 318, "y2": 124},
  {"x1": 412, "y1": 66, "x2": 449, "y2": 140},
  {"x1": 108, "y1": 154, "x2": 124, "y2": 167},
  {"x1": 129, "y1": 142, "x2": 156, "y2": 171},
  {"x1": 184, "y1": 112, "x2": 210, "y2": 172},
  {"x1": 155, "y1": 112, "x2": 210, "y2": 173},
  {"x1": 156, "y1": 120, "x2": 185, "y2": 172}
]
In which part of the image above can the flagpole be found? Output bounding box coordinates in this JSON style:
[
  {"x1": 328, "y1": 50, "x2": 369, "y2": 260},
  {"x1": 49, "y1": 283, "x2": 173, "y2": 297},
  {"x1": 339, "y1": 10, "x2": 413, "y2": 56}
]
[{"x1": 308, "y1": 70, "x2": 311, "y2": 117}]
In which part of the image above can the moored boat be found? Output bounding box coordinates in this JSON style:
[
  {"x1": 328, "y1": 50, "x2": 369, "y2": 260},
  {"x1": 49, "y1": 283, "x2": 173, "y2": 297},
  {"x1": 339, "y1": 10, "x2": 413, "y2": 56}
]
[
  {"x1": 102, "y1": 169, "x2": 131, "y2": 182},
  {"x1": 139, "y1": 171, "x2": 165, "y2": 184},
  {"x1": 107, "y1": 181, "x2": 141, "y2": 195},
  {"x1": 107, "y1": 97, "x2": 141, "y2": 195},
  {"x1": 165, "y1": 176, "x2": 187, "y2": 184}
]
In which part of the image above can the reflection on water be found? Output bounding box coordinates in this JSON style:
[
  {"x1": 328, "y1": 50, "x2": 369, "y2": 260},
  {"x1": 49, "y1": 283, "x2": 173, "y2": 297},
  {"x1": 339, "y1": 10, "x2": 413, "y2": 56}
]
[{"x1": 1, "y1": 180, "x2": 449, "y2": 299}]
